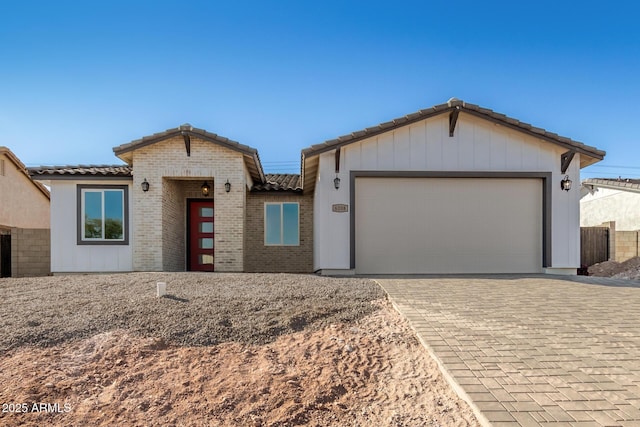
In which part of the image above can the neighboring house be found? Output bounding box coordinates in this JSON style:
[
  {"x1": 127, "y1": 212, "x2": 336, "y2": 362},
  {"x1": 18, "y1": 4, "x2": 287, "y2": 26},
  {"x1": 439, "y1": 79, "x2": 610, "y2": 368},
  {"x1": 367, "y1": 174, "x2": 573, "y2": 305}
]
[
  {"x1": 581, "y1": 178, "x2": 640, "y2": 262},
  {"x1": 0, "y1": 147, "x2": 51, "y2": 277},
  {"x1": 581, "y1": 178, "x2": 640, "y2": 230},
  {"x1": 30, "y1": 99, "x2": 605, "y2": 275}
]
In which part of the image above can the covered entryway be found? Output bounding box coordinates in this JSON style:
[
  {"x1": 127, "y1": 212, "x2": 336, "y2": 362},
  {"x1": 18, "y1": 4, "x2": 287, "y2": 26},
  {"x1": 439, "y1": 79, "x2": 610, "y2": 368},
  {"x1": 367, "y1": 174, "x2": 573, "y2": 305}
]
[{"x1": 354, "y1": 177, "x2": 544, "y2": 274}]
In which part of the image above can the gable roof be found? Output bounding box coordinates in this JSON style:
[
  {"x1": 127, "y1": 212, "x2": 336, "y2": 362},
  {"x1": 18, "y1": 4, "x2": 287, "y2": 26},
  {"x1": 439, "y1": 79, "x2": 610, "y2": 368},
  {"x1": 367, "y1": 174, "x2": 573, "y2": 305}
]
[
  {"x1": 113, "y1": 124, "x2": 265, "y2": 183},
  {"x1": 582, "y1": 178, "x2": 640, "y2": 194},
  {"x1": 0, "y1": 147, "x2": 50, "y2": 199},
  {"x1": 300, "y1": 98, "x2": 606, "y2": 192},
  {"x1": 29, "y1": 165, "x2": 133, "y2": 179}
]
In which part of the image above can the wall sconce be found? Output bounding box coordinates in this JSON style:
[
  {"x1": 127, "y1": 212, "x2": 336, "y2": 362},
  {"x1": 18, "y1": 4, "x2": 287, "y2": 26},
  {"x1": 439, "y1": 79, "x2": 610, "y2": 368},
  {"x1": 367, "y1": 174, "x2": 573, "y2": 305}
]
[
  {"x1": 141, "y1": 178, "x2": 150, "y2": 192},
  {"x1": 201, "y1": 181, "x2": 211, "y2": 197},
  {"x1": 334, "y1": 176, "x2": 341, "y2": 190},
  {"x1": 561, "y1": 175, "x2": 572, "y2": 191},
  {"x1": 225, "y1": 179, "x2": 231, "y2": 193}
]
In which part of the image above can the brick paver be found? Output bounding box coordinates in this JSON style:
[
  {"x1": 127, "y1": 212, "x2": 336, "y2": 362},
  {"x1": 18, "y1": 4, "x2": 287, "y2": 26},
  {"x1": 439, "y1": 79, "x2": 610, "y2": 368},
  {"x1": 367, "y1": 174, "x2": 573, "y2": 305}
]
[{"x1": 377, "y1": 276, "x2": 640, "y2": 427}]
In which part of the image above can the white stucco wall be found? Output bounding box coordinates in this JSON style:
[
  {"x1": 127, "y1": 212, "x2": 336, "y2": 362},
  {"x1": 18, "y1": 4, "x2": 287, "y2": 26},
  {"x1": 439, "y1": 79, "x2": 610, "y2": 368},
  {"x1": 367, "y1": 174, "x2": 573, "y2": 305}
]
[
  {"x1": 581, "y1": 187, "x2": 640, "y2": 230},
  {"x1": 50, "y1": 180, "x2": 133, "y2": 273},
  {"x1": 313, "y1": 113, "x2": 582, "y2": 272}
]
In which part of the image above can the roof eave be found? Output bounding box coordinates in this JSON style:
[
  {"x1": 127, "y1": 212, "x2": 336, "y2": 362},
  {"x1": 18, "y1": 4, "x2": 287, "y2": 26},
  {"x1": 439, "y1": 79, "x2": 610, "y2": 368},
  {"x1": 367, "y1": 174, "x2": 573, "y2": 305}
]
[{"x1": 300, "y1": 102, "x2": 606, "y2": 169}]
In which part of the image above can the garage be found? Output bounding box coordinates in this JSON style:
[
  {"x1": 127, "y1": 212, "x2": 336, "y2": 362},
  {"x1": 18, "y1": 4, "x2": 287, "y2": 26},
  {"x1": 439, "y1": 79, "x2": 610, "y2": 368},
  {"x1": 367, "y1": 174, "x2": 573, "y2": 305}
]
[{"x1": 354, "y1": 177, "x2": 544, "y2": 274}]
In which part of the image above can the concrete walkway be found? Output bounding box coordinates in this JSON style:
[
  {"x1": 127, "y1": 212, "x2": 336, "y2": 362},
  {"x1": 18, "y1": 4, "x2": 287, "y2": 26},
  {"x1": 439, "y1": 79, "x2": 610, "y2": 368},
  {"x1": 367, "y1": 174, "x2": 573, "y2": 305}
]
[{"x1": 377, "y1": 276, "x2": 640, "y2": 427}]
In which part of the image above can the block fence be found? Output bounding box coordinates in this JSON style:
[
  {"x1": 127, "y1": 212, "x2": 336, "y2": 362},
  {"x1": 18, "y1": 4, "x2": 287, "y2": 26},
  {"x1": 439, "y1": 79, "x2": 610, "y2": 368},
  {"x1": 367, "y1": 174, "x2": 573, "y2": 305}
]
[{"x1": 11, "y1": 228, "x2": 50, "y2": 277}]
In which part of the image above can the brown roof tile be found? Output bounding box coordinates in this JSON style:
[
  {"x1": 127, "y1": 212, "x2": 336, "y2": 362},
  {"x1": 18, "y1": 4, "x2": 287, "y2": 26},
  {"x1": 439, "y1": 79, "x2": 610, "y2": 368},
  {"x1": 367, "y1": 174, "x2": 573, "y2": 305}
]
[
  {"x1": 583, "y1": 178, "x2": 640, "y2": 192},
  {"x1": 112, "y1": 124, "x2": 265, "y2": 184},
  {"x1": 302, "y1": 99, "x2": 605, "y2": 164},
  {"x1": 29, "y1": 165, "x2": 133, "y2": 178},
  {"x1": 252, "y1": 174, "x2": 301, "y2": 192}
]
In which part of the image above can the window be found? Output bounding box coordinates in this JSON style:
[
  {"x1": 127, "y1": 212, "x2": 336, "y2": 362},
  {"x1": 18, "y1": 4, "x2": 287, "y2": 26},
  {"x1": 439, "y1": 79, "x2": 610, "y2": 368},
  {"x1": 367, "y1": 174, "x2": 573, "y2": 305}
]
[
  {"x1": 77, "y1": 185, "x2": 129, "y2": 245},
  {"x1": 264, "y1": 202, "x2": 299, "y2": 245}
]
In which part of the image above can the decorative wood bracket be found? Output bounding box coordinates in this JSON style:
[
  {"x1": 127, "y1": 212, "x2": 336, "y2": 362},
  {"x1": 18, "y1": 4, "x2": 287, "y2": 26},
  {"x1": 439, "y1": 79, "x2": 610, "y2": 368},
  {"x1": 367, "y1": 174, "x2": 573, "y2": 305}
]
[
  {"x1": 449, "y1": 107, "x2": 460, "y2": 137},
  {"x1": 181, "y1": 131, "x2": 191, "y2": 157},
  {"x1": 560, "y1": 150, "x2": 575, "y2": 174},
  {"x1": 335, "y1": 147, "x2": 341, "y2": 173}
]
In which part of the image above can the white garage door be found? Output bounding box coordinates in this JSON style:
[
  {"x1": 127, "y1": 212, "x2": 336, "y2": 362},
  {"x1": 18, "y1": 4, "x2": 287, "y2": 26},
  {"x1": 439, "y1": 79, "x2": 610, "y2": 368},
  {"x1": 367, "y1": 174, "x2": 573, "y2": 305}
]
[{"x1": 355, "y1": 177, "x2": 543, "y2": 274}]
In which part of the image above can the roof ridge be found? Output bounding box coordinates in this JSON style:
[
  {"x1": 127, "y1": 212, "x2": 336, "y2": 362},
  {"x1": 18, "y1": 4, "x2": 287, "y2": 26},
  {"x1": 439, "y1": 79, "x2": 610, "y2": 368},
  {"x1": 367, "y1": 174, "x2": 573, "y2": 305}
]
[{"x1": 301, "y1": 99, "x2": 606, "y2": 162}]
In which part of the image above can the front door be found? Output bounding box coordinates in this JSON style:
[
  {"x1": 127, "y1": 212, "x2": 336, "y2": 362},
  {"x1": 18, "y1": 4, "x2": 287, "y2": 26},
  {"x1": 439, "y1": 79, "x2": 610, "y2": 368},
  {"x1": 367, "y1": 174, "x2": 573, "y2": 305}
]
[{"x1": 188, "y1": 200, "x2": 214, "y2": 271}]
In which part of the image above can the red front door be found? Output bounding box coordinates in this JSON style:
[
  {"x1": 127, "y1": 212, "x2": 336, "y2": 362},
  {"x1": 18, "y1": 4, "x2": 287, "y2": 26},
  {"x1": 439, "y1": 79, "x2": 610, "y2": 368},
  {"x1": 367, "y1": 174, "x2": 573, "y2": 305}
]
[{"x1": 189, "y1": 200, "x2": 214, "y2": 271}]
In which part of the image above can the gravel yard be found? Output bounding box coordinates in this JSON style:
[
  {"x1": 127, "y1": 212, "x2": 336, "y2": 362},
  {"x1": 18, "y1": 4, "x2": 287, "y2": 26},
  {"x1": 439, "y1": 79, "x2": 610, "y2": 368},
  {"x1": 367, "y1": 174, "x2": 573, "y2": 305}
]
[
  {"x1": 0, "y1": 273, "x2": 384, "y2": 350},
  {"x1": 0, "y1": 273, "x2": 479, "y2": 426}
]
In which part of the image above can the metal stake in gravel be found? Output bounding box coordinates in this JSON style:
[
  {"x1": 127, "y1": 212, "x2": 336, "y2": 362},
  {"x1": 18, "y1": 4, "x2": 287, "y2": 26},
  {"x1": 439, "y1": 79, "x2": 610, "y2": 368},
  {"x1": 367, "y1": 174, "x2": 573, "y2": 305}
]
[{"x1": 157, "y1": 282, "x2": 166, "y2": 297}]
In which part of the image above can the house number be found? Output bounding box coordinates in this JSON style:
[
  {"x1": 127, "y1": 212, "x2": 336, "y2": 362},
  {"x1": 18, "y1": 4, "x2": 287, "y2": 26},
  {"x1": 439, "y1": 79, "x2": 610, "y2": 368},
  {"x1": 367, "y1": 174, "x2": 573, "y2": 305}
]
[{"x1": 332, "y1": 204, "x2": 349, "y2": 213}]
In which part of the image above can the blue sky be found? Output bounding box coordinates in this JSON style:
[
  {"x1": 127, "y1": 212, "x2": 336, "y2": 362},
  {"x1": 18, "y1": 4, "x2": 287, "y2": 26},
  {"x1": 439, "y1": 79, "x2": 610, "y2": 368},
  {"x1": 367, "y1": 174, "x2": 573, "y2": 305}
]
[{"x1": 1, "y1": 0, "x2": 639, "y2": 178}]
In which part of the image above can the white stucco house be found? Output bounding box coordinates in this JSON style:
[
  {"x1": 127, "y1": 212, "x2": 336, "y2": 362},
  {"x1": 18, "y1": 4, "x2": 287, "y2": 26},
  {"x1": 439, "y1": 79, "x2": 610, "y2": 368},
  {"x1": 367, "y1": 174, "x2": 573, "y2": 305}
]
[
  {"x1": 30, "y1": 98, "x2": 605, "y2": 275},
  {"x1": 581, "y1": 178, "x2": 640, "y2": 230}
]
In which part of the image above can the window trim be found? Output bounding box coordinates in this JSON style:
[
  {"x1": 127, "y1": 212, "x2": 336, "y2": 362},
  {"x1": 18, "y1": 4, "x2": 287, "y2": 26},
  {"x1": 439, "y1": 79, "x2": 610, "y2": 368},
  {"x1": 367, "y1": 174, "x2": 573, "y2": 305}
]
[
  {"x1": 77, "y1": 184, "x2": 129, "y2": 245},
  {"x1": 264, "y1": 202, "x2": 300, "y2": 246}
]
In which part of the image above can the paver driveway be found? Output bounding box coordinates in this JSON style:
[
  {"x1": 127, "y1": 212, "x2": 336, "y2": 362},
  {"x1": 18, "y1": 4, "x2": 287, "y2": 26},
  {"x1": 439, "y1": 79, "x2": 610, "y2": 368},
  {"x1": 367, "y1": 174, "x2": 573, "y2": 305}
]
[{"x1": 377, "y1": 276, "x2": 640, "y2": 427}]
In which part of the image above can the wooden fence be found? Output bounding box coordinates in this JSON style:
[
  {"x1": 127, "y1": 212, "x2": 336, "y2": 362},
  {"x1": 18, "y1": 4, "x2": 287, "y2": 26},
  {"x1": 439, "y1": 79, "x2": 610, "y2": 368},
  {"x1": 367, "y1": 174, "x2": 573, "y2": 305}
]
[{"x1": 580, "y1": 227, "x2": 609, "y2": 267}]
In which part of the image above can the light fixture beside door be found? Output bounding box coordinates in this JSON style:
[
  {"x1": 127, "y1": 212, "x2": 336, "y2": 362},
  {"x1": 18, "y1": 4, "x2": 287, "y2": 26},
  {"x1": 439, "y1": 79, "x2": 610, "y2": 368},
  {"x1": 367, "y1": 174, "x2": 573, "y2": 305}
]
[{"x1": 201, "y1": 181, "x2": 211, "y2": 197}]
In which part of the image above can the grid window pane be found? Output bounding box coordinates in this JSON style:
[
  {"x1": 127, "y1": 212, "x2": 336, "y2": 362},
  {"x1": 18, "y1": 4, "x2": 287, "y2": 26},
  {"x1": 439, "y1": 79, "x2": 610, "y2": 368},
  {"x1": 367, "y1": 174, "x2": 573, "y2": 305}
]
[
  {"x1": 265, "y1": 204, "x2": 282, "y2": 245},
  {"x1": 264, "y1": 203, "x2": 299, "y2": 246},
  {"x1": 200, "y1": 238, "x2": 214, "y2": 249},
  {"x1": 199, "y1": 254, "x2": 214, "y2": 265},
  {"x1": 200, "y1": 222, "x2": 214, "y2": 233},
  {"x1": 282, "y1": 203, "x2": 299, "y2": 245},
  {"x1": 104, "y1": 190, "x2": 124, "y2": 239},
  {"x1": 84, "y1": 191, "x2": 103, "y2": 238}
]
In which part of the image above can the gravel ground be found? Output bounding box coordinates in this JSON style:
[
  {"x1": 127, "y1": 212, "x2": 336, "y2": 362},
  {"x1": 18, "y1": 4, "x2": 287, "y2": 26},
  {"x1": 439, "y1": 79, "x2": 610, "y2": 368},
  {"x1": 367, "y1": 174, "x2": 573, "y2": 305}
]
[{"x1": 0, "y1": 273, "x2": 384, "y2": 351}]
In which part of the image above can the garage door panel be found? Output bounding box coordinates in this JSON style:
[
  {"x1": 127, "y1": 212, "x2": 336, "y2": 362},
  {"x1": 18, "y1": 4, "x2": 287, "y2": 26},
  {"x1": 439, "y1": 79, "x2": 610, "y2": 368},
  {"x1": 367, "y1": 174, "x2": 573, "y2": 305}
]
[{"x1": 355, "y1": 178, "x2": 542, "y2": 274}]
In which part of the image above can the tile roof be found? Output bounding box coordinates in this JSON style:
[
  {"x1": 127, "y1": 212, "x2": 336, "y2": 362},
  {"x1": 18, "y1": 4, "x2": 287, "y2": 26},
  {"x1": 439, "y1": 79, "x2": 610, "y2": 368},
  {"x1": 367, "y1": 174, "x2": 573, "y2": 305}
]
[
  {"x1": 29, "y1": 165, "x2": 133, "y2": 178},
  {"x1": 252, "y1": 174, "x2": 302, "y2": 191},
  {"x1": 113, "y1": 124, "x2": 259, "y2": 157},
  {"x1": 301, "y1": 98, "x2": 606, "y2": 164},
  {"x1": 112, "y1": 124, "x2": 266, "y2": 184},
  {"x1": 583, "y1": 177, "x2": 640, "y2": 193}
]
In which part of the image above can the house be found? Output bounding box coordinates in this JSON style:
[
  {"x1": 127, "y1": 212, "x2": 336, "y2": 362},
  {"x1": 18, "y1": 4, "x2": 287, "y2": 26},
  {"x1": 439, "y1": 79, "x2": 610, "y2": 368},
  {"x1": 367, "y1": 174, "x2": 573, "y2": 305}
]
[
  {"x1": 30, "y1": 99, "x2": 605, "y2": 275},
  {"x1": 0, "y1": 147, "x2": 51, "y2": 277},
  {"x1": 581, "y1": 178, "x2": 640, "y2": 261}
]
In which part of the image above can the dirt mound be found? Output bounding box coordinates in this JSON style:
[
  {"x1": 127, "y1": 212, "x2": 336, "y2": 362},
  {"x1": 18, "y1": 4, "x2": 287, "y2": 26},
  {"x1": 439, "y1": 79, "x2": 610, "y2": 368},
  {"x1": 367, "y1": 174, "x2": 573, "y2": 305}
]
[
  {"x1": 588, "y1": 257, "x2": 640, "y2": 279},
  {"x1": 0, "y1": 301, "x2": 479, "y2": 427}
]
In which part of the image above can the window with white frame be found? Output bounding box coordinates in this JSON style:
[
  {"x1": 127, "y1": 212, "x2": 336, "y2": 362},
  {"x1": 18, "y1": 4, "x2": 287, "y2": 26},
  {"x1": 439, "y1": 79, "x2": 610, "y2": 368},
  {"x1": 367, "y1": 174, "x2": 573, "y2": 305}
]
[
  {"x1": 264, "y1": 202, "x2": 299, "y2": 246},
  {"x1": 77, "y1": 185, "x2": 129, "y2": 244}
]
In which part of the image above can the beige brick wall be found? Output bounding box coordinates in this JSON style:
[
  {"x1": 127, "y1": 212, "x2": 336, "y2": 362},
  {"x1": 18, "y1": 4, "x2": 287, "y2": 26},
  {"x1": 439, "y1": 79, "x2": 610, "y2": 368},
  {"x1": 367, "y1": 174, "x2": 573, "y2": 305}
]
[
  {"x1": 615, "y1": 230, "x2": 640, "y2": 262},
  {"x1": 245, "y1": 192, "x2": 313, "y2": 273},
  {"x1": 162, "y1": 179, "x2": 184, "y2": 271},
  {"x1": 10, "y1": 228, "x2": 50, "y2": 277},
  {"x1": 131, "y1": 137, "x2": 246, "y2": 272}
]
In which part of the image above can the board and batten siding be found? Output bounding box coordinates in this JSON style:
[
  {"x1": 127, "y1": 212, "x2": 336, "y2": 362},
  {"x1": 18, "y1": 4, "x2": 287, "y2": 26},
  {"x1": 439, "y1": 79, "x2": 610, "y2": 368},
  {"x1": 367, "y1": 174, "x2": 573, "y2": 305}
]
[
  {"x1": 50, "y1": 180, "x2": 133, "y2": 273},
  {"x1": 313, "y1": 113, "x2": 581, "y2": 273}
]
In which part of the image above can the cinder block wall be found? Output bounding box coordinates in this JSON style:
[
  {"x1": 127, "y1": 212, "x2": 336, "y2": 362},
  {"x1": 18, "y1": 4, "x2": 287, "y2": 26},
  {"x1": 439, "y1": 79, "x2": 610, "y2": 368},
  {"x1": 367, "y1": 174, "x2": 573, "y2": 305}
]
[
  {"x1": 615, "y1": 231, "x2": 640, "y2": 262},
  {"x1": 11, "y1": 228, "x2": 50, "y2": 277},
  {"x1": 245, "y1": 192, "x2": 313, "y2": 273}
]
